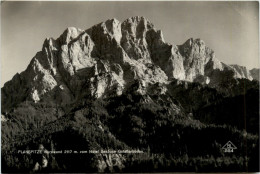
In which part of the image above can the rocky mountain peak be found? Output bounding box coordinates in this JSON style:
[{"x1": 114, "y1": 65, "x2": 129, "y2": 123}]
[
  {"x1": 1, "y1": 17, "x2": 259, "y2": 111},
  {"x1": 179, "y1": 38, "x2": 213, "y2": 58},
  {"x1": 123, "y1": 16, "x2": 154, "y2": 29},
  {"x1": 250, "y1": 68, "x2": 259, "y2": 81},
  {"x1": 59, "y1": 27, "x2": 84, "y2": 45},
  {"x1": 121, "y1": 16, "x2": 155, "y2": 41},
  {"x1": 229, "y1": 64, "x2": 253, "y2": 80},
  {"x1": 177, "y1": 38, "x2": 218, "y2": 82}
]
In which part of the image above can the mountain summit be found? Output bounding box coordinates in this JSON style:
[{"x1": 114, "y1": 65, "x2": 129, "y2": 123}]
[{"x1": 2, "y1": 16, "x2": 258, "y2": 111}]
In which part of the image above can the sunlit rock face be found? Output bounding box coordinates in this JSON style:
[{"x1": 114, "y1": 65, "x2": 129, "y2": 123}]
[
  {"x1": 1, "y1": 16, "x2": 258, "y2": 111},
  {"x1": 250, "y1": 68, "x2": 259, "y2": 81}
]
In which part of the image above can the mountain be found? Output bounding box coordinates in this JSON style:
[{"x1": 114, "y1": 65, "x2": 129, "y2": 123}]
[
  {"x1": 1, "y1": 16, "x2": 259, "y2": 173},
  {"x1": 2, "y1": 16, "x2": 258, "y2": 112},
  {"x1": 250, "y1": 68, "x2": 259, "y2": 81}
]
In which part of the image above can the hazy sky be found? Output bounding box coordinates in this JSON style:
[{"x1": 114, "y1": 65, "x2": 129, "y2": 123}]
[{"x1": 1, "y1": 1, "x2": 259, "y2": 86}]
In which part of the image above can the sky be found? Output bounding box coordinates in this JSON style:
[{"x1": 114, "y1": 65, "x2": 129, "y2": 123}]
[{"x1": 1, "y1": 1, "x2": 259, "y2": 86}]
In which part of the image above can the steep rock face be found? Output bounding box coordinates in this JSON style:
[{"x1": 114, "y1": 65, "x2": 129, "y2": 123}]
[
  {"x1": 229, "y1": 64, "x2": 253, "y2": 80},
  {"x1": 250, "y1": 68, "x2": 259, "y2": 81},
  {"x1": 178, "y1": 38, "x2": 223, "y2": 82},
  {"x1": 1, "y1": 17, "x2": 170, "y2": 111},
  {"x1": 176, "y1": 38, "x2": 259, "y2": 85},
  {"x1": 121, "y1": 16, "x2": 153, "y2": 61},
  {"x1": 1, "y1": 16, "x2": 258, "y2": 112}
]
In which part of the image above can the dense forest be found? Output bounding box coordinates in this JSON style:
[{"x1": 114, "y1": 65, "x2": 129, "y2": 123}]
[{"x1": 1, "y1": 79, "x2": 259, "y2": 172}]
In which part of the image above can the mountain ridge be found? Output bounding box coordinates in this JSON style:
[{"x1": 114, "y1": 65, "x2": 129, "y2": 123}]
[{"x1": 2, "y1": 16, "x2": 259, "y2": 112}]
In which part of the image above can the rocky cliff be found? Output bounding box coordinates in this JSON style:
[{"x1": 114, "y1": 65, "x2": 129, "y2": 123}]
[
  {"x1": 250, "y1": 68, "x2": 259, "y2": 81},
  {"x1": 2, "y1": 16, "x2": 258, "y2": 112}
]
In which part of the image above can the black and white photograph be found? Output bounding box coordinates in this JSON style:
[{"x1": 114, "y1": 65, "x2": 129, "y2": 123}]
[{"x1": 1, "y1": 1, "x2": 259, "y2": 173}]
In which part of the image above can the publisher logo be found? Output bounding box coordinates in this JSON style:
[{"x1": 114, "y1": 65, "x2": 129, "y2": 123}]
[{"x1": 222, "y1": 141, "x2": 237, "y2": 153}]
